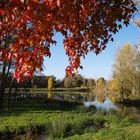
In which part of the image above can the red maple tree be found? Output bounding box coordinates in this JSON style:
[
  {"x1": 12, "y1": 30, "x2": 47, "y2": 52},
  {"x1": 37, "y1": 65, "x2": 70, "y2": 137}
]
[{"x1": 0, "y1": 0, "x2": 137, "y2": 81}]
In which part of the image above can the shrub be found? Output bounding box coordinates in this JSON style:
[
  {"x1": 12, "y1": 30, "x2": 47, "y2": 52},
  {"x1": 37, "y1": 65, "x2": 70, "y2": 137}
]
[{"x1": 49, "y1": 116, "x2": 68, "y2": 138}]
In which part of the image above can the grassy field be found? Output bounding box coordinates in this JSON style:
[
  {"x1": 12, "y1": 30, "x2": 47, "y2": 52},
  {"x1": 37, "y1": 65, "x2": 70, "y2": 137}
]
[
  {"x1": 64, "y1": 123, "x2": 140, "y2": 140},
  {"x1": 0, "y1": 99, "x2": 140, "y2": 140}
]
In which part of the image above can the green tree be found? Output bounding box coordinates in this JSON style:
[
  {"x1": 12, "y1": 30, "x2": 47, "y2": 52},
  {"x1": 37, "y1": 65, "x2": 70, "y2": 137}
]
[
  {"x1": 63, "y1": 76, "x2": 72, "y2": 88},
  {"x1": 75, "y1": 74, "x2": 84, "y2": 87},
  {"x1": 63, "y1": 76, "x2": 77, "y2": 88},
  {"x1": 86, "y1": 79, "x2": 96, "y2": 88},
  {"x1": 132, "y1": 46, "x2": 140, "y2": 95},
  {"x1": 63, "y1": 74, "x2": 84, "y2": 88},
  {"x1": 113, "y1": 43, "x2": 140, "y2": 101}
]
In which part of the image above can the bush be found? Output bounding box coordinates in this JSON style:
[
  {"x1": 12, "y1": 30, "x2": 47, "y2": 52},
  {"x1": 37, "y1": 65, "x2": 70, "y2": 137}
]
[{"x1": 49, "y1": 116, "x2": 68, "y2": 138}]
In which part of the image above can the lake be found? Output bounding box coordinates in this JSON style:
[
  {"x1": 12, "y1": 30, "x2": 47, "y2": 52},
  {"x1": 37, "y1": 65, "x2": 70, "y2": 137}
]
[{"x1": 9, "y1": 91, "x2": 140, "y2": 121}]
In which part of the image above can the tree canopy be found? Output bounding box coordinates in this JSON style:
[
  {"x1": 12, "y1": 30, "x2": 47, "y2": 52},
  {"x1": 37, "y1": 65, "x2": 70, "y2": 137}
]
[
  {"x1": 0, "y1": 0, "x2": 137, "y2": 81},
  {"x1": 112, "y1": 43, "x2": 140, "y2": 100}
]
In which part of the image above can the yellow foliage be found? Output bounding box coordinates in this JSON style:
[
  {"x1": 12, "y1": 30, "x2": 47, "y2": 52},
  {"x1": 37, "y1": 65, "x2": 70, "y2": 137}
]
[
  {"x1": 97, "y1": 80, "x2": 104, "y2": 89},
  {"x1": 97, "y1": 93, "x2": 105, "y2": 103},
  {"x1": 97, "y1": 78, "x2": 105, "y2": 90},
  {"x1": 108, "y1": 80, "x2": 119, "y2": 91},
  {"x1": 48, "y1": 77, "x2": 53, "y2": 90}
]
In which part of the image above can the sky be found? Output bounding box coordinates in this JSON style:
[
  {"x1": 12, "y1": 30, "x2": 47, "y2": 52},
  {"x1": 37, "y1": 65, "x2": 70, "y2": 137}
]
[{"x1": 43, "y1": 18, "x2": 140, "y2": 80}]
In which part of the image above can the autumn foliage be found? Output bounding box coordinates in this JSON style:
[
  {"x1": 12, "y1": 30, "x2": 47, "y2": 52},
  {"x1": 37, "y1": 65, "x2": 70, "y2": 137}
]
[{"x1": 0, "y1": 0, "x2": 136, "y2": 81}]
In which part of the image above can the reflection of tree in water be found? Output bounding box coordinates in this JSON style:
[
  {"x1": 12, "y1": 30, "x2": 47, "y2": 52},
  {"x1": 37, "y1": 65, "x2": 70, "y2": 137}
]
[
  {"x1": 53, "y1": 93, "x2": 64, "y2": 101},
  {"x1": 47, "y1": 92, "x2": 105, "y2": 103},
  {"x1": 118, "y1": 104, "x2": 140, "y2": 121},
  {"x1": 96, "y1": 93, "x2": 105, "y2": 103},
  {"x1": 62, "y1": 93, "x2": 83, "y2": 102},
  {"x1": 63, "y1": 94, "x2": 72, "y2": 102},
  {"x1": 86, "y1": 94, "x2": 95, "y2": 102},
  {"x1": 48, "y1": 91, "x2": 53, "y2": 100},
  {"x1": 76, "y1": 94, "x2": 83, "y2": 102}
]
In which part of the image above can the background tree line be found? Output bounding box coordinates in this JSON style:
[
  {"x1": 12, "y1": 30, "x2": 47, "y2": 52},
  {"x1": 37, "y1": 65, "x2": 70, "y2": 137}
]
[{"x1": 1, "y1": 43, "x2": 140, "y2": 105}]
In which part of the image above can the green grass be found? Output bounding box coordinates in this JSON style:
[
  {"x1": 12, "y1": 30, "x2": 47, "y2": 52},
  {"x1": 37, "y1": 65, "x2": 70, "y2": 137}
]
[
  {"x1": 0, "y1": 100, "x2": 140, "y2": 140},
  {"x1": 64, "y1": 123, "x2": 140, "y2": 140},
  {"x1": 0, "y1": 102, "x2": 97, "y2": 138}
]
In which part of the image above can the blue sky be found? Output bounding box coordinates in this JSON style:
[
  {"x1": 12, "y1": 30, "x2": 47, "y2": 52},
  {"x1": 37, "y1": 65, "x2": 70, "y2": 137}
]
[{"x1": 43, "y1": 21, "x2": 140, "y2": 80}]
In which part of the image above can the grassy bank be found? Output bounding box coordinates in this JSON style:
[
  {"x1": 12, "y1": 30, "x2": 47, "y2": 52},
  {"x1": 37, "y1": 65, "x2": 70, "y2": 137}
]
[
  {"x1": 64, "y1": 123, "x2": 140, "y2": 140},
  {"x1": 4, "y1": 87, "x2": 88, "y2": 94},
  {"x1": 0, "y1": 100, "x2": 140, "y2": 140}
]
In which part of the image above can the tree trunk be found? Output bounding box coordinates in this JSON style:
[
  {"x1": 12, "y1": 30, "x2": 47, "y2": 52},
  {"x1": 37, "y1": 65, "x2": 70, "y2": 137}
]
[
  {"x1": 7, "y1": 77, "x2": 14, "y2": 109},
  {"x1": 0, "y1": 62, "x2": 11, "y2": 109},
  {"x1": 13, "y1": 85, "x2": 18, "y2": 104},
  {"x1": 120, "y1": 83, "x2": 124, "y2": 102},
  {"x1": 0, "y1": 61, "x2": 6, "y2": 109}
]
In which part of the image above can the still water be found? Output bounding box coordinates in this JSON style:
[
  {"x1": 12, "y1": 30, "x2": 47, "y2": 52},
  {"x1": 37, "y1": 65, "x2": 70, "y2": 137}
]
[
  {"x1": 48, "y1": 92, "x2": 139, "y2": 117},
  {"x1": 83, "y1": 97, "x2": 118, "y2": 111},
  {"x1": 11, "y1": 91, "x2": 140, "y2": 119}
]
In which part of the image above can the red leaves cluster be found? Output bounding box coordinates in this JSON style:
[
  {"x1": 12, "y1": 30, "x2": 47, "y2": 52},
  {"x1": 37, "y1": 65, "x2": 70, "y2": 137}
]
[{"x1": 0, "y1": 0, "x2": 137, "y2": 81}]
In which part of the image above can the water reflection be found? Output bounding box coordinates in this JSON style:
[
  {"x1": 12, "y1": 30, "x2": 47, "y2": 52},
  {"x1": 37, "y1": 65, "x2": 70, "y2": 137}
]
[
  {"x1": 46, "y1": 92, "x2": 118, "y2": 112},
  {"x1": 10, "y1": 91, "x2": 140, "y2": 119},
  {"x1": 48, "y1": 91, "x2": 53, "y2": 99},
  {"x1": 48, "y1": 92, "x2": 92, "y2": 102},
  {"x1": 84, "y1": 97, "x2": 118, "y2": 111},
  {"x1": 117, "y1": 104, "x2": 140, "y2": 122}
]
